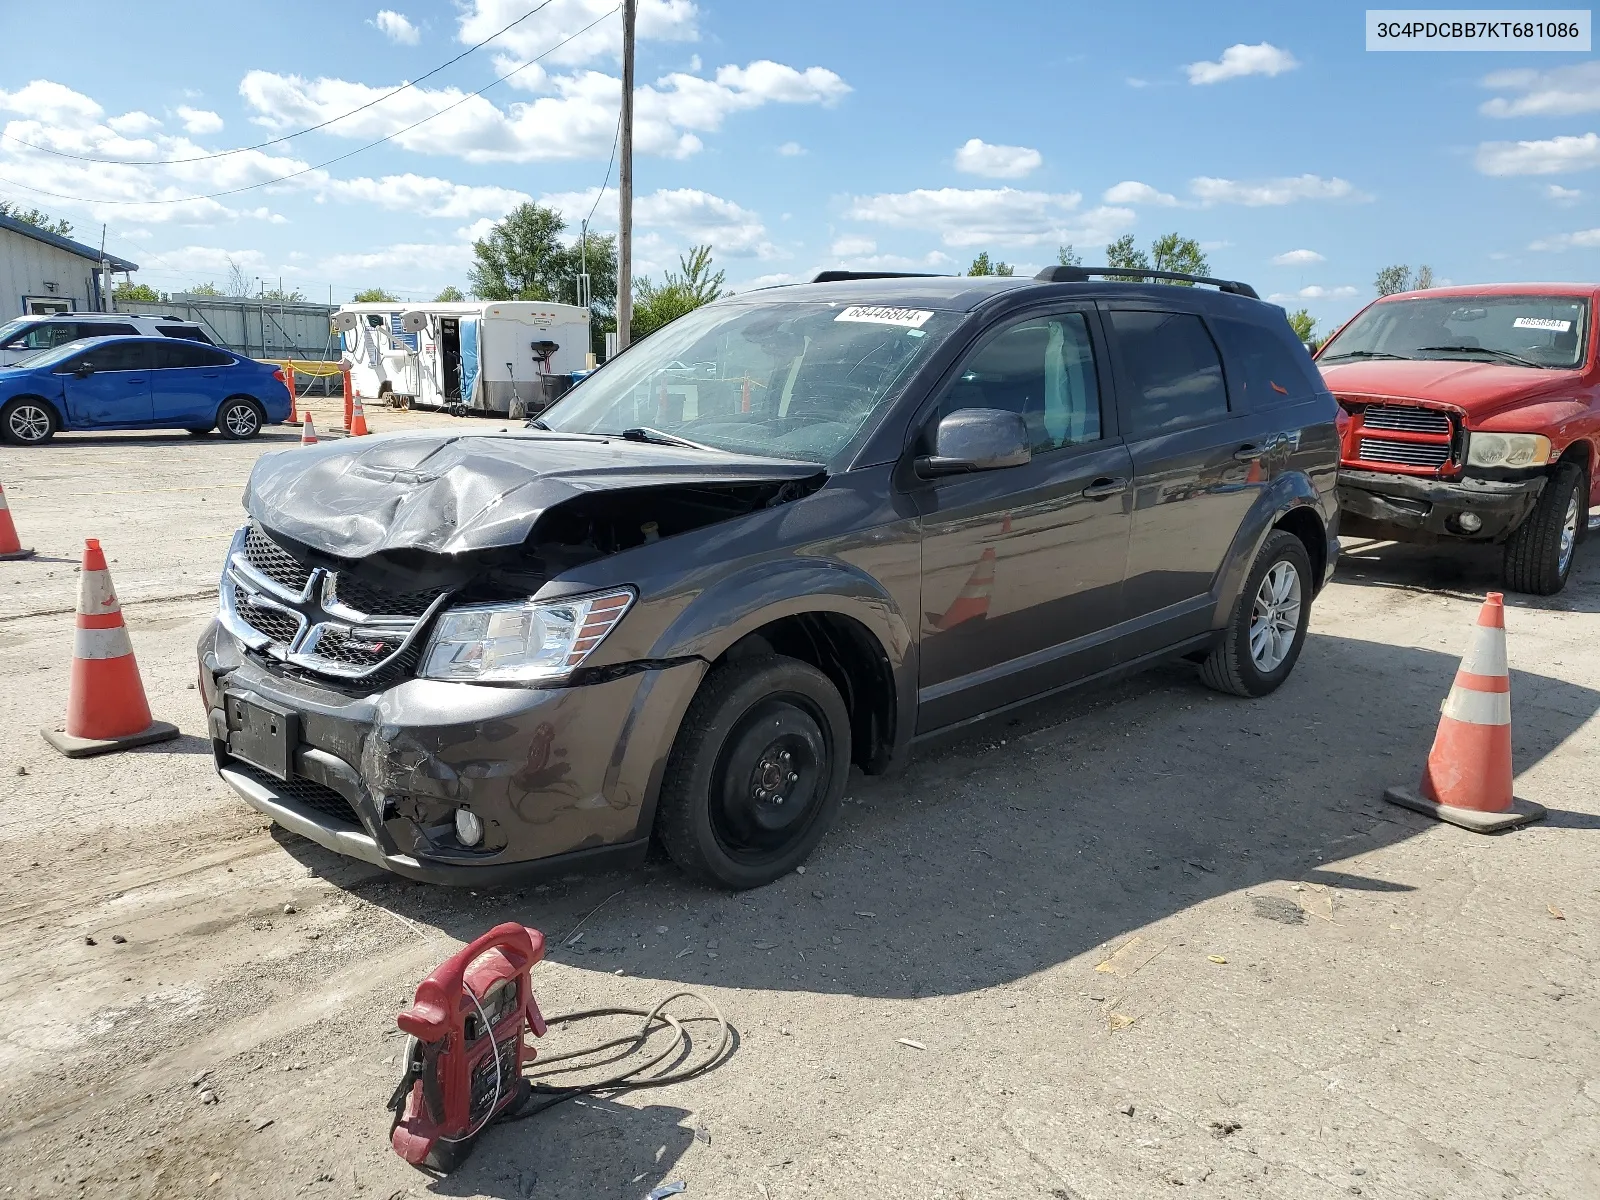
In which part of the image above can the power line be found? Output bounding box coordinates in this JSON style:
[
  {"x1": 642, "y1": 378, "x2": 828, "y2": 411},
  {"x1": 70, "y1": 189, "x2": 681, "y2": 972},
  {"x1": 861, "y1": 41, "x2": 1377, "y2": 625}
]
[
  {"x1": 0, "y1": 6, "x2": 620, "y2": 209},
  {"x1": 0, "y1": 0, "x2": 558, "y2": 168},
  {"x1": 585, "y1": 110, "x2": 622, "y2": 230}
]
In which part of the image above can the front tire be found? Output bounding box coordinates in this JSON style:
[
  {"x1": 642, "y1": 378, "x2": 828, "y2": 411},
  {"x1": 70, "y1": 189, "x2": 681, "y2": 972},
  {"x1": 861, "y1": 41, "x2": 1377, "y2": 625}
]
[
  {"x1": 1199, "y1": 529, "x2": 1313, "y2": 698},
  {"x1": 1503, "y1": 461, "x2": 1583, "y2": 595},
  {"x1": 657, "y1": 655, "x2": 850, "y2": 889},
  {"x1": 215, "y1": 398, "x2": 264, "y2": 440},
  {"x1": 1, "y1": 398, "x2": 58, "y2": 445}
]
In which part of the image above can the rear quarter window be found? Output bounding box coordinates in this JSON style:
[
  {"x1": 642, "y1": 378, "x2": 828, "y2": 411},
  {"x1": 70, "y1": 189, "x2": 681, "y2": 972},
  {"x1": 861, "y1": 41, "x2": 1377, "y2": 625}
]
[
  {"x1": 1215, "y1": 317, "x2": 1323, "y2": 408},
  {"x1": 156, "y1": 325, "x2": 213, "y2": 344}
]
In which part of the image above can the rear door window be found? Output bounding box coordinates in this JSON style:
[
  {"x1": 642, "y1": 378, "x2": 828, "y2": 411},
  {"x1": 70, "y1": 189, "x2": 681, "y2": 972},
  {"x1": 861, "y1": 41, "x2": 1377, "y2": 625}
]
[
  {"x1": 77, "y1": 322, "x2": 138, "y2": 339},
  {"x1": 1108, "y1": 310, "x2": 1229, "y2": 436},
  {"x1": 1215, "y1": 318, "x2": 1321, "y2": 408}
]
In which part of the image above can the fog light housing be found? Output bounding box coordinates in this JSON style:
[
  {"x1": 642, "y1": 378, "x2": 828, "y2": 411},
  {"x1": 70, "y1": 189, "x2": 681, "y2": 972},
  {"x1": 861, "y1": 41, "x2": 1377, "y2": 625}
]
[
  {"x1": 1457, "y1": 511, "x2": 1483, "y2": 533},
  {"x1": 454, "y1": 808, "x2": 484, "y2": 848}
]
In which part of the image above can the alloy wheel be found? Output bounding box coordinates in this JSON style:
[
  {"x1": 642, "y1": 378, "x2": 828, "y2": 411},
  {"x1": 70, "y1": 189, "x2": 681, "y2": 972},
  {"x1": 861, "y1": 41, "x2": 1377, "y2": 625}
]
[
  {"x1": 224, "y1": 403, "x2": 259, "y2": 438},
  {"x1": 7, "y1": 403, "x2": 50, "y2": 443},
  {"x1": 1249, "y1": 560, "x2": 1303, "y2": 672}
]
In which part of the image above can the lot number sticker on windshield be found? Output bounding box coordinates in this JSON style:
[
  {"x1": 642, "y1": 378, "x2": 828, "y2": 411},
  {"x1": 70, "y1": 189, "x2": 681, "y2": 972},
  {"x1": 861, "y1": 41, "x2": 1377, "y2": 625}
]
[
  {"x1": 1513, "y1": 317, "x2": 1573, "y2": 332},
  {"x1": 835, "y1": 305, "x2": 934, "y2": 329}
]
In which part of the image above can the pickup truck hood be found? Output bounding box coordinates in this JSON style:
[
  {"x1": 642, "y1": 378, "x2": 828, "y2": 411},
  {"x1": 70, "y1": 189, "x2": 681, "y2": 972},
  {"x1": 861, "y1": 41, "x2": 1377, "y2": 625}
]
[
  {"x1": 1318, "y1": 358, "x2": 1579, "y2": 419},
  {"x1": 243, "y1": 431, "x2": 825, "y2": 558}
]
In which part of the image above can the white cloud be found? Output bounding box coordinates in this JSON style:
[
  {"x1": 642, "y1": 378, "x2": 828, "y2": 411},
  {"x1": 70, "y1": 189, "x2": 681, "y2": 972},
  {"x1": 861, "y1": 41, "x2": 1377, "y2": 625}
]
[
  {"x1": 827, "y1": 250, "x2": 952, "y2": 271},
  {"x1": 107, "y1": 111, "x2": 161, "y2": 135},
  {"x1": 372, "y1": 10, "x2": 421, "y2": 45},
  {"x1": 1547, "y1": 183, "x2": 1583, "y2": 204},
  {"x1": 1476, "y1": 133, "x2": 1600, "y2": 176},
  {"x1": 1190, "y1": 174, "x2": 1366, "y2": 205},
  {"x1": 320, "y1": 241, "x2": 476, "y2": 277},
  {"x1": 1296, "y1": 285, "x2": 1358, "y2": 299},
  {"x1": 458, "y1": 0, "x2": 699, "y2": 70},
  {"x1": 1125, "y1": 77, "x2": 1150, "y2": 88},
  {"x1": 829, "y1": 235, "x2": 877, "y2": 256},
  {"x1": 176, "y1": 106, "x2": 223, "y2": 135},
  {"x1": 743, "y1": 272, "x2": 804, "y2": 289},
  {"x1": 322, "y1": 173, "x2": 530, "y2": 219},
  {"x1": 1102, "y1": 180, "x2": 1178, "y2": 206},
  {"x1": 534, "y1": 184, "x2": 777, "y2": 257},
  {"x1": 1186, "y1": 43, "x2": 1299, "y2": 85},
  {"x1": 1481, "y1": 62, "x2": 1600, "y2": 118},
  {"x1": 953, "y1": 138, "x2": 1043, "y2": 180},
  {"x1": 238, "y1": 58, "x2": 848, "y2": 164},
  {"x1": 844, "y1": 186, "x2": 1134, "y2": 248},
  {"x1": 1529, "y1": 228, "x2": 1600, "y2": 251},
  {"x1": 1272, "y1": 248, "x2": 1325, "y2": 266},
  {"x1": 778, "y1": 141, "x2": 805, "y2": 156}
]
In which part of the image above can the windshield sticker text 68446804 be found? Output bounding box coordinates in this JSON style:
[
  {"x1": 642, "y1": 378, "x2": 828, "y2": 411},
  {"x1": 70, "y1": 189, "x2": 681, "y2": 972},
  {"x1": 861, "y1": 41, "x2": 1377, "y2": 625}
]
[{"x1": 834, "y1": 305, "x2": 935, "y2": 329}]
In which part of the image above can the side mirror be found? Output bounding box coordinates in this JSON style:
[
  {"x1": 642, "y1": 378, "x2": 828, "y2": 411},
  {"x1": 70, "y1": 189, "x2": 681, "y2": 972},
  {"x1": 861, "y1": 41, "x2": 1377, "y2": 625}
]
[
  {"x1": 916, "y1": 408, "x2": 1031, "y2": 477},
  {"x1": 73, "y1": 362, "x2": 95, "y2": 378},
  {"x1": 1303, "y1": 341, "x2": 1317, "y2": 356}
]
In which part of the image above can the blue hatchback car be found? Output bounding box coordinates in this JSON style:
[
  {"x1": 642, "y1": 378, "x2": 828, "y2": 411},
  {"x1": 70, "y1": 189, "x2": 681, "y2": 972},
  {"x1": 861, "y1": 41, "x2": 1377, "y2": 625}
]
[{"x1": 0, "y1": 336, "x2": 292, "y2": 445}]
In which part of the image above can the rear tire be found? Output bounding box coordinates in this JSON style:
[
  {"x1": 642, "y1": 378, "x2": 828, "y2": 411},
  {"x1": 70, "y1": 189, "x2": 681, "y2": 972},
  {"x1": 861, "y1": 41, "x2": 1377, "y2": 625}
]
[
  {"x1": 1, "y1": 398, "x2": 57, "y2": 445},
  {"x1": 1199, "y1": 529, "x2": 1313, "y2": 698},
  {"x1": 656, "y1": 655, "x2": 850, "y2": 890},
  {"x1": 215, "y1": 398, "x2": 264, "y2": 440},
  {"x1": 1503, "y1": 462, "x2": 1583, "y2": 595}
]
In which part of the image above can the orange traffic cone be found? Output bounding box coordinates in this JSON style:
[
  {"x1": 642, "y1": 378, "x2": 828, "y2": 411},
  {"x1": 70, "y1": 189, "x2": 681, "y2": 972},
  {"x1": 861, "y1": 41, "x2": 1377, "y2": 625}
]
[
  {"x1": 0, "y1": 478, "x2": 33, "y2": 560},
  {"x1": 301, "y1": 413, "x2": 318, "y2": 446},
  {"x1": 42, "y1": 539, "x2": 179, "y2": 758},
  {"x1": 349, "y1": 396, "x2": 370, "y2": 436},
  {"x1": 284, "y1": 364, "x2": 299, "y2": 423},
  {"x1": 342, "y1": 369, "x2": 354, "y2": 431},
  {"x1": 926, "y1": 547, "x2": 996, "y2": 631},
  {"x1": 1384, "y1": 592, "x2": 1545, "y2": 832}
]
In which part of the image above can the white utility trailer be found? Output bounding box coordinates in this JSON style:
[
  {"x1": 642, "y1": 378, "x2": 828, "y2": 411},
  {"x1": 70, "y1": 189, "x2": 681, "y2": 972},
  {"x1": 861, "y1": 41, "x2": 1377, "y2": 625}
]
[{"x1": 333, "y1": 300, "x2": 590, "y2": 417}]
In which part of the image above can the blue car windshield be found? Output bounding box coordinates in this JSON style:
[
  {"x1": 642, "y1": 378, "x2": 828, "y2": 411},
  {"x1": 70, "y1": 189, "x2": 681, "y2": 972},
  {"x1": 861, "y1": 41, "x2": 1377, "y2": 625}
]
[
  {"x1": 3, "y1": 340, "x2": 90, "y2": 370},
  {"x1": 539, "y1": 299, "x2": 962, "y2": 465}
]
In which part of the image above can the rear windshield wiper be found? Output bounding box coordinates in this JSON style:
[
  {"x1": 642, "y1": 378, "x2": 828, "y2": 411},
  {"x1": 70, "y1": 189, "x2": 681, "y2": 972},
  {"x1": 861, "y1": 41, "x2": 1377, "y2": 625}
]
[
  {"x1": 1320, "y1": 349, "x2": 1410, "y2": 362},
  {"x1": 1414, "y1": 345, "x2": 1549, "y2": 369},
  {"x1": 618, "y1": 426, "x2": 719, "y2": 451}
]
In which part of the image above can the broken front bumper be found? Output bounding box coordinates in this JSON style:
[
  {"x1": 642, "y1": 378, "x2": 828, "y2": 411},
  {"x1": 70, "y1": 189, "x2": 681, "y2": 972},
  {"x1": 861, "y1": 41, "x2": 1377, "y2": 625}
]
[
  {"x1": 1337, "y1": 469, "x2": 1546, "y2": 543},
  {"x1": 198, "y1": 619, "x2": 705, "y2": 885}
]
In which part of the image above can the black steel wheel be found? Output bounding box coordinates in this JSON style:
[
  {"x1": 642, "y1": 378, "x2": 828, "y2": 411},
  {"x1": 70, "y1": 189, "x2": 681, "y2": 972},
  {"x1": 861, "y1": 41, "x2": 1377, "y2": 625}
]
[
  {"x1": 657, "y1": 655, "x2": 850, "y2": 889},
  {"x1": 215, "y1": 397, "x2": 264, "y2": 440},
  {"x1": 1, "y1": 397, "x2": 58, "y2": 445}
]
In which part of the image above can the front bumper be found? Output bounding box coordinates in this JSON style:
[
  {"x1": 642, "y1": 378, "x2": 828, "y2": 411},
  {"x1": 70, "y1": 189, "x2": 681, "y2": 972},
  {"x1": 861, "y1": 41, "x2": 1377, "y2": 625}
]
[
  {"x1": 198, "y1": 619, "x2": 706, "y2": 885},
  {"x1": 1337, "y1": 469, "x2": 1546, "y2": 543}
]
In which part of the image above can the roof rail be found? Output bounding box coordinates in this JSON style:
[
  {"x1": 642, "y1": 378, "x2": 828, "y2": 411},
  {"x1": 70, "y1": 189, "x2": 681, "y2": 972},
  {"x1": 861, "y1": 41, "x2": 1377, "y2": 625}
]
[
  {"x1": 809, "y1": 270, "x2": 945, "y2": 284},
  {"x1": 1034, "y1": 265, "x2": 1259, "y2": 300}
]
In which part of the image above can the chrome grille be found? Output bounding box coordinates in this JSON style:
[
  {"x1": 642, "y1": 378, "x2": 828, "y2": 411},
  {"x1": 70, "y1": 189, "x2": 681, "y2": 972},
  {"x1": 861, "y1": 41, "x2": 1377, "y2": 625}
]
[
  {"x1": 1359, "y1": 404, "x2": 1452, "y2": 435},
  {"x1": 1357, "y1": 438, "x2": 1453, "y2": 468},
  {"x1": 219, "y1": 525, "x2": 449, "y2": 683}
]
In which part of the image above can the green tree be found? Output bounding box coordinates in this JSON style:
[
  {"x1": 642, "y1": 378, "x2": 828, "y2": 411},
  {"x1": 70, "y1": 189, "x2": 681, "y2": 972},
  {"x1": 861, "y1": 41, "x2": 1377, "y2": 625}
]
[
  {"x1": 632, "y1": 245, "x2": 726, "y2": 340},
  {"x1": 261, "y1": 285, "x2": 305, "y2": 302},
  {"x1": 1150, "y1": 232, "x2": 1209, "y2": 281},
  {"x1": 188, "y1": 282, "x2": 223, "y2": 296},
  {"x1": 1375, "y1": 264, "x2": 1433, "y2": 296},
  {"x1": 1287, "y1": 308, "x2": 1317, "y2": 343},
  {"x1": 353, "y1": 287, "x2": 397, "y2": 303},
  {"x1": 0, "y1": 201, "x2": 72, "y2": 237},
  {"x1": 1057, "y1": 244, "x2": 1082, "y2": 267},
  {"x1": 112, "y1": 282, "x2": 161, "y2": 302},
  {"x1": 434, "y1": 285, "x2": 465, "y2": 302},
  {"x1": 967, "y1": 251, "x2": 1014, "y2": 277},
  {"x1": 1105, "y1": 234, "x2": 1151, "y2": 281},
  {"x1": 468, "y1": 203, "x2": 567, "y2": 300}
]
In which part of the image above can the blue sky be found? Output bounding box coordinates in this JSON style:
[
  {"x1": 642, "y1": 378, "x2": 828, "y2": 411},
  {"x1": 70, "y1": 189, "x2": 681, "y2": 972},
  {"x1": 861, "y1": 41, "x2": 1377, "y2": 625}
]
[{"x1": 1, "y1": 0, "x2": 1597, "y2": 333}]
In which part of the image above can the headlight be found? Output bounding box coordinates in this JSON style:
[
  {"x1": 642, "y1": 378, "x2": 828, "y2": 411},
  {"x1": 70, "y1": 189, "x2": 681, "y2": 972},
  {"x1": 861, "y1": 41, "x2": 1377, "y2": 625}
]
[
  {"x1": 419, "y1": 589, "x2": 634, "y2": 683},
  {"x1": 1466, "y1": 432, "x2": 1552, "y2": 469}
]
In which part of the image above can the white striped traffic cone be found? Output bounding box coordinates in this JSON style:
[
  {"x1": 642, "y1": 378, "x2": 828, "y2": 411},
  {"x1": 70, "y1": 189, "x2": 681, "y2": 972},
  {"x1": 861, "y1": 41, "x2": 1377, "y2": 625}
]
[
  {"x1": 1384, "y1": 592, "x2": 1545, "y2": 832},
  {"x1": 0, "y1": 478, "x2": 33, "y2": 560},
  {"x1": 42, "y1": 538, "x2": 180, "y2": 758}
]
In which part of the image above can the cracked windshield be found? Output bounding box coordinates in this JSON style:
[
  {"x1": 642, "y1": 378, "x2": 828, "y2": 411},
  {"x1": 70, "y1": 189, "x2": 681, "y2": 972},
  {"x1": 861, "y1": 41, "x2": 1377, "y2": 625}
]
[{"x1": 538, "y1": 301, "x2": 961, "y2": 462}]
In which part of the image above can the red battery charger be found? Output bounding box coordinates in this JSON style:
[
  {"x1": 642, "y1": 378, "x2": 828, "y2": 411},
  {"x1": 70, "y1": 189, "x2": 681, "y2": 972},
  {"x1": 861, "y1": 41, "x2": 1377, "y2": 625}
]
[{"x1": 387, "y1": 923, "x2": 547, "y2": 1171}]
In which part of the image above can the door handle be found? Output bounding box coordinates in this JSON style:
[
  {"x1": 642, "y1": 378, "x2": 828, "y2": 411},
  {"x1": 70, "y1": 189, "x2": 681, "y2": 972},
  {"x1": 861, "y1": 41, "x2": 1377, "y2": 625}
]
[{"x1": 1081, "y1": 476, "x2": 1128, "y2": 499}]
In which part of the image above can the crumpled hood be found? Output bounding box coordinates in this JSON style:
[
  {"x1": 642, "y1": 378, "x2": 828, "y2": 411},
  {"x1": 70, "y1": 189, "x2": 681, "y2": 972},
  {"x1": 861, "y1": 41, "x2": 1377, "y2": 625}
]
[
  {"x1": 1318, "y1": 359, "x2": 1577, "y2": 417},
  {"x1": 243, "y1": 431, "x2": 825, "y2": 557}
]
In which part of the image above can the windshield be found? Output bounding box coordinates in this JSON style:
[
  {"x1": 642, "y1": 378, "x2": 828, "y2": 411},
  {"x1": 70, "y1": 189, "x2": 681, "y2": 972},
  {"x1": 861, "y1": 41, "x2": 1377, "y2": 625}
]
[
  {"x1": 1321, "y1": 295, "x2": 1588, "y2": 369},
  {"x1": 2, "y1": 339, "x2": 96, "y2": 370},
  {"x1": 539, "y1": 299, "x2": 963, "y2": 463},
  {"x1": 0, "y1": 319, "x2": 75, "y2": 355}
]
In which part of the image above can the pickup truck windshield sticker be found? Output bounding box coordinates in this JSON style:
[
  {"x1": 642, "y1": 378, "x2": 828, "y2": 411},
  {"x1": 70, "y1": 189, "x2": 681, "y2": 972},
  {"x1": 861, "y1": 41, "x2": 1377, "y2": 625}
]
[
  {"x1": 1513, "y1": 317, "x2": 1573, "y2": 332},
  {"x1": 835, "y1": 306, "x2": 934, "y2": 329}
]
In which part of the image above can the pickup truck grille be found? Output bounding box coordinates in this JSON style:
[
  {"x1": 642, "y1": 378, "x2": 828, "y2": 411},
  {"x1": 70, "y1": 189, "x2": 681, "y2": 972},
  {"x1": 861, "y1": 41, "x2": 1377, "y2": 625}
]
[
  {"x1": 1358, "y1": 404, "x2": 1452, "y2": 435},
  {"x1": 1341, "y1": 399, "x2": 1459, "y2": 475},
  {"x1": 219, "y1": 524, "x2": 449, "y2": 684},
  {"x1": 1357, "y1": 438, "x2": 1453, "y2": 468}
]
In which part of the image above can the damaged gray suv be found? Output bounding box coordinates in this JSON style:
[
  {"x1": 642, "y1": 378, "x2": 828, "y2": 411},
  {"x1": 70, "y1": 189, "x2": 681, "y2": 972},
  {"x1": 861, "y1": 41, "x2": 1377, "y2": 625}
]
[{"x1": 199, "y1": 268, "x2": 1340, "y2": 889}]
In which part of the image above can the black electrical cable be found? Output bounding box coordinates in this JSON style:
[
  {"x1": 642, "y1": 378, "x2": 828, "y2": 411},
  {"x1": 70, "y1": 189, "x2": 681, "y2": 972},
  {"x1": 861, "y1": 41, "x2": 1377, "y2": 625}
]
[
  {"x1": 0, "y1": 5, "x2": 620, "y2": 209},
  {"x1": 0, "y1": 0, "x2": 560, "y2": 167},
  {"x1": 504, "y1": 990, "x2": 733, "y2": 1120}
]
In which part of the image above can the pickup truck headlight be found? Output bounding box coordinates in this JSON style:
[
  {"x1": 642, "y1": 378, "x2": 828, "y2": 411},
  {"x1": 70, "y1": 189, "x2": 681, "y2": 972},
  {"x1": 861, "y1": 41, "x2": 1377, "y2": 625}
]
[
  {"x1": 1466, "y1": 432, "x2": 1552, "y2": 469},
  {"x1": 419, "y1": 589, "x2": 634, "y2": 683}
]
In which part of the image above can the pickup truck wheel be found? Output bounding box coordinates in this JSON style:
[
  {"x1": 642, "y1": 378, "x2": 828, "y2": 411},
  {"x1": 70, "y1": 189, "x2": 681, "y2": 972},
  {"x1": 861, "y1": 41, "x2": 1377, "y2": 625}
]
[
  {"x1": 1503, "y1": 462, "x2": 1583, "y2": 595},
  {"x1": 657, "y1": 655, "x2": 850, "y2": 890},
  {"x1": 1198, "y1": 529, "x2": 1312, "y2": 698}
]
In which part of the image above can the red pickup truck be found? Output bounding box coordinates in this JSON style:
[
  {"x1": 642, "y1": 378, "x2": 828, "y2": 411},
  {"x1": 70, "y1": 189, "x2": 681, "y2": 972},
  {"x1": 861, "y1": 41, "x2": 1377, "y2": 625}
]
[{"x1": 1318, "y1": 283, "x2": 1598, "y2": 594}]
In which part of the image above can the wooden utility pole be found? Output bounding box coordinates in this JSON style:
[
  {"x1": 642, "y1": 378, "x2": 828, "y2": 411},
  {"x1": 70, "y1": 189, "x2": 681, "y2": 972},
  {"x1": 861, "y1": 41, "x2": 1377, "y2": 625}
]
[{"x1": 616, "y1": 0, "x2": 636, "y2": 352}]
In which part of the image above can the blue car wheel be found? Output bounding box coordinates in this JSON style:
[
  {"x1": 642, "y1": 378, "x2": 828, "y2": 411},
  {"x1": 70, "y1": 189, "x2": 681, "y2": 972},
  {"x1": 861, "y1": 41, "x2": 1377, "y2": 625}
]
[
  {"x1": 1, "y1": 398, "x2": 58, "y2": 446},
  {"x1": 216, "y1": 398, "x2": 264, "y2": 440}
]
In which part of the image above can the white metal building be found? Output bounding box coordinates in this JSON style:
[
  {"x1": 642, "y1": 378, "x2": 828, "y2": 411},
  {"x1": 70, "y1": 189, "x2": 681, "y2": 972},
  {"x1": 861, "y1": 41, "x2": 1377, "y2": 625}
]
[{"x1": 0, "y1": 213, "x2": 138, "y2": 321}]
